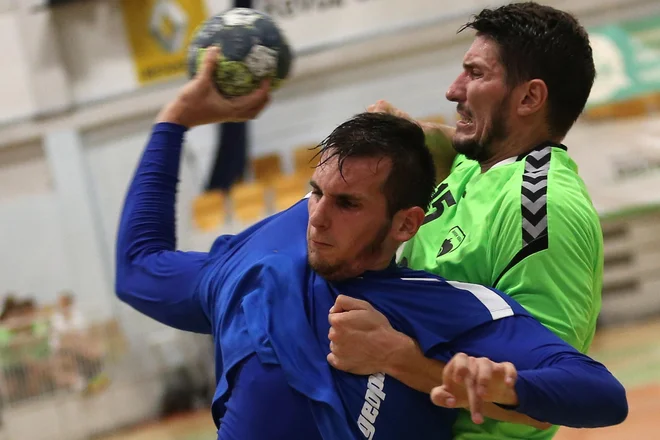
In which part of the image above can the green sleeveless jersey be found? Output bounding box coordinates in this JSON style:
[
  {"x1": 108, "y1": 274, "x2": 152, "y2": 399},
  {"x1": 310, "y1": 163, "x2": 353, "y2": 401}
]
[{"x1": 400, "y1": 144, "x2": 604, "y2": 440}]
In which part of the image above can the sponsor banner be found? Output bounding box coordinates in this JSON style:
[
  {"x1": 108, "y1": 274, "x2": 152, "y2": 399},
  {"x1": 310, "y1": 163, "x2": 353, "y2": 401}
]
[
  {"x1": 252, "y1": 0, "x2": 505, "y2": 53},
  {"x1": 566, "y1": 115, "x2": 660, "y2": 217},
  {"x1": 588, "y1": 15, "x2": 660, "y2": 107},
  {"x1": 121, "y1": 0, "x2": 208, "y2": 85}
]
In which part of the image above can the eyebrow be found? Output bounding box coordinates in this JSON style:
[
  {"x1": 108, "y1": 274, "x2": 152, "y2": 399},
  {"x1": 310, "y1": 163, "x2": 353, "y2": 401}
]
[
  {"x1": 463, "y1": 61, "x2": 484, "y2": 71},
  {"x1": 309, "y1": 180, "x2": 365, "y2": 203}
]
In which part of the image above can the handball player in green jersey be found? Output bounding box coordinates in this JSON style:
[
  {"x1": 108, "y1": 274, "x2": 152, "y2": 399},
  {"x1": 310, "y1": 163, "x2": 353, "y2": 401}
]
[{"x1": 326, "y1": 3, "x2": 604, "y2": 439}]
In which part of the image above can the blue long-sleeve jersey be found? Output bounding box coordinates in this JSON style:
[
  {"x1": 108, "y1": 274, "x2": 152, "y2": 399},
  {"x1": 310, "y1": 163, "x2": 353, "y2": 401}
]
[{"x1": 115, "y1": 123, "x2": 627, "y2": 439}]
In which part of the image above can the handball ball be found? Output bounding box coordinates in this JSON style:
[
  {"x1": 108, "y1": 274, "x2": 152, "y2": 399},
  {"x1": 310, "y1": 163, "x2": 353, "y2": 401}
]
[{"x1": 187, "y1": 8, "x2": 293, "y2": 97}]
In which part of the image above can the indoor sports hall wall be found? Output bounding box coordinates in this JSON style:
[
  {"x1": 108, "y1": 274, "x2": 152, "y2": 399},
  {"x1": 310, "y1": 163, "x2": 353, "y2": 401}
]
[
  {"x1": 2, "y1": 0, "x2": 660, "y2": 324},
  {"x1": 0, "y1": 0, "x2": 650, "y2": 126}
]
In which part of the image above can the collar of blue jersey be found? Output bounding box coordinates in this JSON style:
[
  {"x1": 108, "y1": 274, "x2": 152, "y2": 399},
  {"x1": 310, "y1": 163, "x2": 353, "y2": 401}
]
[
  {"x1": 516, "y1": 140, "x2": 568, "y2": 161},
  {"x1": 358, "y1": 258, "x2": 400, "y2": 278}
]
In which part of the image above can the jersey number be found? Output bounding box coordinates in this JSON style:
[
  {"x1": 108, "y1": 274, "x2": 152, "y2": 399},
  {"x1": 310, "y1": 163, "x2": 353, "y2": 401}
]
[{"x1": 423, "y1": 183, "x2": 456, "y2": 225}]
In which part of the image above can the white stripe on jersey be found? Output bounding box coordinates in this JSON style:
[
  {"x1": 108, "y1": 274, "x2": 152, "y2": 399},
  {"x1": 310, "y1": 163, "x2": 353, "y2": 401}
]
[
  {"x1": 446, "y1": 281, "x2": 514, "y2": 320},
  {"x1": 304, "y1": 191, "x2": 312, "y2": 199},
  {"x1": 398, "y1": 277, "x2": 514, "y2": 320},
  {"x1": 400, "y1": 278, "x2": 441, "y2": 282}
]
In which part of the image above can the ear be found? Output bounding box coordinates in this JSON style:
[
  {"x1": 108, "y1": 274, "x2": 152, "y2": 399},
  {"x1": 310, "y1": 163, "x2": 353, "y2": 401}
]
[
  {"x1": 517, "y1": 79, "x2": 548, "y2": 117},
  {"x1": 391, "y1": 206, "x2": 426, "y2": 243}
]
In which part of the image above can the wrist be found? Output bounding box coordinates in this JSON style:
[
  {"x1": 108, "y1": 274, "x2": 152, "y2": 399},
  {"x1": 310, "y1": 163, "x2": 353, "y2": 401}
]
[
  {"x1": 423, "y1": 124, "x2": 454, "y2": 151},
  {"x1": 496, "y1": 387, "x2": 520, "y2": 407},
  {"x1": 157, "y1": 101, "x2": 193, "y2": 128},
  {"x1": 382, "y1": 331, "x2": 419, "y2": 377}
]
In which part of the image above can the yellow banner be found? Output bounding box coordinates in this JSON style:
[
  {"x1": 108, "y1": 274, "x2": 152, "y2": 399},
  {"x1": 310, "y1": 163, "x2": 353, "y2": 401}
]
[{"x1": 120, "y1": 0, "x2": 208, "y2": 85}]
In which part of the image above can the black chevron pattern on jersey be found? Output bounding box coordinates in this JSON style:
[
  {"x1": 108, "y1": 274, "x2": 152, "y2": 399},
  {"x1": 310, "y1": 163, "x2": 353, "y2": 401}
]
[{"x1": 521, "y1": 147, "x2": 551, "y2": 246}]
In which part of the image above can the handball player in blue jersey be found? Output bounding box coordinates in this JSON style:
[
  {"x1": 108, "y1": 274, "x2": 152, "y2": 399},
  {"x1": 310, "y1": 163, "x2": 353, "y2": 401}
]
[{"x1": 115, "y1": 48, "x2": 627, "y2": 440}]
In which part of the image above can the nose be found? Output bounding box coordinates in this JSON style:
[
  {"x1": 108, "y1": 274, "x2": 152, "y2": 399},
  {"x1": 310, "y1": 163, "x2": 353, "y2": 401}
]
[
  {"x1": 446, "y1": 71, "x2": 466, "y2": 103},
  {"x1": 308, "y1": 196, "x2": 330, "y2": 231}
]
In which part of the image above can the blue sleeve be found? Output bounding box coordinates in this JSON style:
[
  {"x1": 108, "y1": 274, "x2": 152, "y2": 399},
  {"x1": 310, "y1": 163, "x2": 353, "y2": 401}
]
[
  {"x1": 434, "y1": 316, "x2": 628, "y2": 428},
  {"x1": 114, "y1": 122, "x2": 214, "y2": 334}
]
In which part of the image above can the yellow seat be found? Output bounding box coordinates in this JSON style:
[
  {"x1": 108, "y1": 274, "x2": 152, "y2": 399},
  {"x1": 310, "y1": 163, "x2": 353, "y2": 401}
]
[
  {"x1": 252, "y1": 153, "x2": 283, "y2": 186},
  {"x1": 230, "y1": 181, "x2": 267, "y2": 224},
  {"x1": 275, "y1": 192, "x2": 308, "y2": 212},
  {"x1": 192, "y1": 190, "x2": 226, "y2": 231},
  {"x1": 272, "y1": 173, "x2": 310, "y2": 212},
  {"x1": 293, "y1": 144, "x2": 320, "y2": 179}
]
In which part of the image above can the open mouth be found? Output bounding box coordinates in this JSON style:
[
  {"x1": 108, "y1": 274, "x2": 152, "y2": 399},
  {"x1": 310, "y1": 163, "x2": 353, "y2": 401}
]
[
  {"x1": 457, "y1": 107, "x2": 473, "y2": 127},
  {"x1": 457, "y1": 114, "x2": 473, "y2": 127},
  {"x1": 456, "y1": 109, "x2": 472, "y2": 128}
]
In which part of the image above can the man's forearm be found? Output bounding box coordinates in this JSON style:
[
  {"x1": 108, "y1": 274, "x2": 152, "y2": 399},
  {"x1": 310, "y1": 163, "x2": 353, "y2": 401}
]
[
  {"x1": 383, "y1": 334, "x2": 551, "y2": 429},
  {"x1": 115, "y1": 122, "x2": 186, "y2": 264},
  {"x1": 384, "y1": 334, "x2": 444, "y2": 394},
  {"x1": 512, "y1": 358, "x2": 628, "y2": 427},
  {"x1": 420, "y1": 122, "x2": 457, "y2": 183}
]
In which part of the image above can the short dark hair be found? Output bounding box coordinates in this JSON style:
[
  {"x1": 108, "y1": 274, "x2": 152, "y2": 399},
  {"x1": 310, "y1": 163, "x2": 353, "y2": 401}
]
[
  {"x1": 315, "y1": 112, "x2": 436, "y2": 216},
  {"x1": 459, "y1": 2, "x2": 595, "y2": 137}
]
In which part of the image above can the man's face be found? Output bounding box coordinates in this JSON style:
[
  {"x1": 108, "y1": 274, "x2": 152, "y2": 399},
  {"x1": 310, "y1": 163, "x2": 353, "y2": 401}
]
[
  {"x1": 307, "y1": 153, "x2": 393, "y2": 281},
  {"x1": 446, "y1": 35, "x2": 512, "y2": 162}
]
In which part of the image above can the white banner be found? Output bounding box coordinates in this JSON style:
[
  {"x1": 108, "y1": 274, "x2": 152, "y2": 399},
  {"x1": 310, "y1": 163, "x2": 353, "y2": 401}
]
[
  {"x1": 252, "y1": 0, "x2": 506, "y2": 53},
  {"x1": 566, "y1": 115, "x2": 660, "y2": 217}
]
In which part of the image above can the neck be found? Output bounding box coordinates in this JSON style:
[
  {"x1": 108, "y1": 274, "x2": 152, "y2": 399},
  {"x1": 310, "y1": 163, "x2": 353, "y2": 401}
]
[
  {"x1": 366, "y1": 255, "x2": 396, "y2": 273},
  {"x1": 480, "y1": 124, "x2": 560, "y2": 173},
  {"x1": 328, "y1": 252, "x2": 398, "y2": 281}
]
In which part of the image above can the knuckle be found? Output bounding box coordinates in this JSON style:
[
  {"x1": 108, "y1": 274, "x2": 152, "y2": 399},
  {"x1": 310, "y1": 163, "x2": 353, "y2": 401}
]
[{"x1": 332, "y1": 313, "x2": 347, "y2": 327}]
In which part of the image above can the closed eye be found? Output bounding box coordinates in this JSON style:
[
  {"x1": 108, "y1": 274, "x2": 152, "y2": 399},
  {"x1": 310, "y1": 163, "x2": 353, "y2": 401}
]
[{"x1": 337, "y1": 197, "x2": 359, "y2": 209}]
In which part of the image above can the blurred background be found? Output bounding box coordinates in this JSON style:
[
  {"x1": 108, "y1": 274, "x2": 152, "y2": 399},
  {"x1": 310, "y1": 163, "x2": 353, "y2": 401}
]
[{"x1": 0, "y1": 0, "x2": 659, "y2": 439}]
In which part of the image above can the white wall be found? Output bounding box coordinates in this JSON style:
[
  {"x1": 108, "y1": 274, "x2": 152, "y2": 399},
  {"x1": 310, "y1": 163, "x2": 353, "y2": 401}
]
[
  {"x1": 2, "y1": 0, "x2": 660, "y2": 324},
  {"x1": 1, "y1": 0, "x2": 655, "y2": 127},
  {"x1": 0, "y1": 195, "x2": 73, "y2": 305},
  {"x1": 0, "y1": 11, "x2": 37, "y2": 123},
  {"x1": 0, "y1": 141, "x2": 73, "y2": 306}
]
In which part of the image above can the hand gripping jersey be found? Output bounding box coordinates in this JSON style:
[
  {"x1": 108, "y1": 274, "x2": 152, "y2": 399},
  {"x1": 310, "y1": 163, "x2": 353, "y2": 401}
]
[{"x1": 400, "y1": 146, "x2": 605, "y2": 440}]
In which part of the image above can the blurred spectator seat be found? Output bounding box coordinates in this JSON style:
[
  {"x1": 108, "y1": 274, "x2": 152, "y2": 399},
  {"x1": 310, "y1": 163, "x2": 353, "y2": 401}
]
[
  {"x1": 293, "y1": 144, "x2": 319, "y2": 180},
  {"x1": 230, "y1": 181, "x2": 267, "y2": 224},
  {"x1": 272, "y1": 173, "x2": 310, "y2": 212},
  {"x1": 192, "y1": 190, "x2": 226, "y2": 232},
  {"x1": 599, "y1": 209, "x2": 660, "y2": 325},
  {"x1": 193, "y1": 190, "x2": 226, "y2": 231},
  {"x1": 252, "y1": 153, "x2": 283, "y2": 186}
]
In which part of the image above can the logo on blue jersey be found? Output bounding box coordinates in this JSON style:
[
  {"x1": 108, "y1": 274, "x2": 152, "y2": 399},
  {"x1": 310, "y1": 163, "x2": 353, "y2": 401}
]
[
  {"x1": 437, "y1": 226, "x2": 466, "y2": 257},
  {"x1": 358, "y1": 372, "x2": 386, "y2": 439}
]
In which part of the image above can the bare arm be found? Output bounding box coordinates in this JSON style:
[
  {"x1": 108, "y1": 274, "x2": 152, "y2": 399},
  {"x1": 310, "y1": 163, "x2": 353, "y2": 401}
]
[
  {"x1": 419, "y1": 122, "x2": 457, "y2": 183},
  {"x1": 366, "y1": 101, "x2": 456, "y2": 184}
]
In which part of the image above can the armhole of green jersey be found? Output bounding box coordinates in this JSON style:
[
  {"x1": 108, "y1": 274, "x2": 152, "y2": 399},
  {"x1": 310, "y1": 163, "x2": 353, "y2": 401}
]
[{"x1": 493, "y1": 235, "x2": 548, "y2": 288}]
